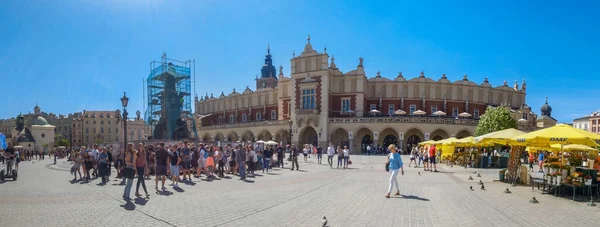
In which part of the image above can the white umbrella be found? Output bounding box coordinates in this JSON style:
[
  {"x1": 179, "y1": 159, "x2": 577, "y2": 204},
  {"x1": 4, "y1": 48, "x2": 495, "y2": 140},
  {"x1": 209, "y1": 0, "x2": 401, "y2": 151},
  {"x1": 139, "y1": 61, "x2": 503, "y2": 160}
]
[
  {"x1": 256, "y1": 140, "x2": 265, "y2": 144},
  {"x1": 394, "y1": 110, "x2": 406, "y2": 115},
  {"x1": 265, "y1": 140, "x2": 278, "y2": 145},
  {"x1": 369, "y1": 109, "x2": 381, "y2": 114},
  {"x1": 433, "y1": 111, "x2": 446, "y2": 116},
  {"x1": 458, "y1": 112, "x2": 472, "y2": 117},
  {"x1": 413, "y1": 110, "x2": 426, "y2": 115}
]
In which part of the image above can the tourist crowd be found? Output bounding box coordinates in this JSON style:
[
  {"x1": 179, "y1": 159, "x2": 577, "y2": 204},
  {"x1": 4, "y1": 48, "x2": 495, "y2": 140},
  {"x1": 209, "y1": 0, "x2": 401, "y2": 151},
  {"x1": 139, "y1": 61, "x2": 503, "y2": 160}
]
[{"x1": 68, "y1": 141, "x2": 354, "y2": 200}]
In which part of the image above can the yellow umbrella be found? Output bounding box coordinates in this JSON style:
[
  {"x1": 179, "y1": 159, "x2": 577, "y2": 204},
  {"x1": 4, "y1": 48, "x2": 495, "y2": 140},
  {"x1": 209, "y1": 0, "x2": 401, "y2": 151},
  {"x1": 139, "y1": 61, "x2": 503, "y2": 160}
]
[
  {"x1": 418, "y1": 140, "x2": 436, "y2": 145},
  {"x1": 448, "y1": 136, "x2": 476, "y2": 147},
  {"x1": 435, "y1": 137, "x2": 460, "y2": 145},
  {"x1": 511, "y1": 124, "x2": 600, "y2": 147},
  {"x1": 550, "y1": 144, "x2": 598, "y2": 152},
  {"x1": 475, "y1": 128, "x2": 526, "y2": 145}
]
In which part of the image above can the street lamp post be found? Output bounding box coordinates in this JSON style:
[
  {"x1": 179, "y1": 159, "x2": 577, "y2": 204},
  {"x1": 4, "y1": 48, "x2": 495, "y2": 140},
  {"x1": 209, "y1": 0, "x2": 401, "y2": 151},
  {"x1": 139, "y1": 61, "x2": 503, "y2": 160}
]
[
  {"x1": 288, "y1": 120, "x2": 293, "y2": 146},
  {"x1": 121, "y1": 92, "x2": 129, "y2": 152}
]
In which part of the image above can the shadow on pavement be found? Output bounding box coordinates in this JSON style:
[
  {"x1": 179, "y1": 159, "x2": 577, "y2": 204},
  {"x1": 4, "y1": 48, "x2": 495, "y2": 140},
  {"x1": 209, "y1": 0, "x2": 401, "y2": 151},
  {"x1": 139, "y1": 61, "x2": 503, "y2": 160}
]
[
  {"x1": 134, "y1": 197, "x2": 148, "y2": 205},
  {"x1": 399, "y1": 194, "x2": 430, "y2": 201},
  {"x1": 242, "y1": 179, "x2": 255, "y2": 183},
  {"x1": 156, "y1": 190, "x2": 173, "y2": 196},
  {"x1": 173, "y1": 187, "x2": 185, "y2": 193},
  {"x1": 121, "y1": 200, "x2": 136, "y2": 210}
]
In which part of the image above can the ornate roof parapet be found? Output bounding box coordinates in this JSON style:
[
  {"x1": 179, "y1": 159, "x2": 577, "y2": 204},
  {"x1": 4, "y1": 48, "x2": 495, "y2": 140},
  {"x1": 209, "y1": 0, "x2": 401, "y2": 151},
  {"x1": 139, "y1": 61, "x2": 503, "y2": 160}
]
[{"x1": 243, "y1": 86, "x2": 253, "y2": 94}]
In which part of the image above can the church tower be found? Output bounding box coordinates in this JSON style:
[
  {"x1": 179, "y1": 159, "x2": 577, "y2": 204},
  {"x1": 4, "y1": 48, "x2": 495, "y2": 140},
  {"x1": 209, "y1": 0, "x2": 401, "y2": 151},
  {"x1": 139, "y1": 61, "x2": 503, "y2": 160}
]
[{"x1": 256, "y1": 45, "x2": 278, "y2": 89}]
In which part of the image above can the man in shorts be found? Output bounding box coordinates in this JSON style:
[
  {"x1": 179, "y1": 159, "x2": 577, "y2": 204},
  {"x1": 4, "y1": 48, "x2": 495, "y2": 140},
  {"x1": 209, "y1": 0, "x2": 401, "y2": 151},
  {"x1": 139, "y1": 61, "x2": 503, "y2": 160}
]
[
  {"x1": 181, "y1": 141, "x2": 192, "y2": 182},
  {"x1": 155, "y1": 143, "x2": 169, "y2": 190},
  {"x1": 429, "y1": 144, "x2": 438, "y2": 172}
]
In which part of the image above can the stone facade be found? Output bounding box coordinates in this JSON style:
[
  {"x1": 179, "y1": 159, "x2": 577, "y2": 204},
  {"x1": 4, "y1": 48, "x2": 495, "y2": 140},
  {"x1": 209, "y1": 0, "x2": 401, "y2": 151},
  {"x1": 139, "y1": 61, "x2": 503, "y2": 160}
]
[
  {"x1": 194, "y1": 37, "x2": 532, "y2": 153},
  {"x1": 73, "y1": 110, "x2": 148, "y2": 147},
  {"x1": 573, "y1": 110, "x2": 600, "y2": 134}
]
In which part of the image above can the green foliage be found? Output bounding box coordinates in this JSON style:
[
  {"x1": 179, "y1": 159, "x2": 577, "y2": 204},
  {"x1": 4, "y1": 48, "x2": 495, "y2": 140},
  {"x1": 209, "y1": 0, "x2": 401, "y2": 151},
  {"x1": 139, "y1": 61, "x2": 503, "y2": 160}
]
[
  {"x1": 56, "y1": 139, "x2": 69, "y2": 147},
  {"x1": 475, "y1": 106, "x2": 517, "y2": 136}
]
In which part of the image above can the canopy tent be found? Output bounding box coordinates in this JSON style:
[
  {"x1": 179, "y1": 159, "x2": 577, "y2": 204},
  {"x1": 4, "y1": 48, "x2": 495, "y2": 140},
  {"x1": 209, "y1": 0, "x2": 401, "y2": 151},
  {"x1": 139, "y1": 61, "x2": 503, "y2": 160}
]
[
  {"x1": 475, "y1": 128, "x2": 526, "y2": 145},
  {"x1": 0, "y1": 133, "x2": 6, "y2": 149},
  {"x1": 511, "y1": 124, "x2": 600, "y2": 147}
]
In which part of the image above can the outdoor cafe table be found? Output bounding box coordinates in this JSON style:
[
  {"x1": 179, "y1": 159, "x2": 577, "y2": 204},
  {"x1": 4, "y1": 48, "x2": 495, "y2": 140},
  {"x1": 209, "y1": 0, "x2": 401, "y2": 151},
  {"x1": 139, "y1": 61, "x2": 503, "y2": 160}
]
[{"x1": 558, "y1": 183, "x2": 598, "y2": 201}]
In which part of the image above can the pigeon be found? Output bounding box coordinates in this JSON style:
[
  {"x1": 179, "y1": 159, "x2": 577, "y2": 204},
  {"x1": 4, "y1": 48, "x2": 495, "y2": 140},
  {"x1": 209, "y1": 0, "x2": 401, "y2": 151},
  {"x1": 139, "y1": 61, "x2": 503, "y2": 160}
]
[
  {"x1": 470, "y1": 186, "x2": 474, "y2": 191},
  {"x1": 472, "y1": 171, "x2": 477, "y2": 174},
  {"x1": 477, "y1": 173, "x2": 481, "y2": 177},
  {"x1": 418, "y1": 172, "x2": 421, "y2": 175},
  {"x1": 322, "y1": 216, "x2": 328, "y2": 227},
  {"x1": 468, "y1": 176, "x2": 473, "y2": 180},
  {"x1": 481, "y1": 185, "x2": 485, "y2": 190},
  {"x1": 478, "y1": 180, "x2": 483, "y2": 185},
  {"x1": 504, "y1": 188, "x2": 511, "y2": 194}
]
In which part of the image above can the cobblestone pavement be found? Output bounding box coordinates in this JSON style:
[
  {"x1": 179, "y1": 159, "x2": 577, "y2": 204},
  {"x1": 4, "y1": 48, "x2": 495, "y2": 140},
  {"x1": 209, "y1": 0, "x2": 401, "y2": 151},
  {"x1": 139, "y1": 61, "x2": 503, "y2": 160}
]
[{"x1": 1, "y1": 155, "x2": 599, "y2": 227}]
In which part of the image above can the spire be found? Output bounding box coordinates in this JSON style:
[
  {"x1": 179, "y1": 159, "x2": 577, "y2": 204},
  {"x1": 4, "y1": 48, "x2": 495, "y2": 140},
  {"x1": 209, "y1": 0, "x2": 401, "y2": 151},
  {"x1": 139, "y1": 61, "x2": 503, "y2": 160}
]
[
  {"x1": 463, "y1": 74, "x2": 468, "y2": 81},
  {"x1": 521, "y1": 79, "x2": 527, "y2": 90},
  {"x1": 441, "y1": 73, "x2": 447, "y2": 79},
  {"x1": 307, "y1": 34, "x2": 311, "y2": 44},
  {"x1": 545, "y1": 96, "x2": 548, "y2": 104},
  {"x1": 267, "y1": 43, "x2": 270, "y2": 55},
  {"x1": 324, "y1": 45, "x2": 327, "y2": 54},
  {"x1": 420, "y1": 71, "x2": 425, "y2": 78},
  {"x1": 357, "y1": 57, "x2": 364, "y2": 67},
  {"x1": 329, "y1": 56, "x2": 337, "y2": 70},
  {"x1": 376, "y1": 71, "x2": 381, "y2": 78},
  {"x1": 513, "y1": 80, "x2": 519, "y2": 90},
  {"x1": 503, "y1": 80, "x2": 508, "y2": 86},
  {"x1": 397, "y1": 72, "x2": 404, "y2": 78}
]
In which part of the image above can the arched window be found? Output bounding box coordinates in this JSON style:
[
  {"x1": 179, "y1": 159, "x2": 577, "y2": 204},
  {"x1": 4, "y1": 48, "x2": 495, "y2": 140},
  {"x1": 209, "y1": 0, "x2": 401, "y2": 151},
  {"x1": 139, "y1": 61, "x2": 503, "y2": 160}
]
[
  {"x1": 256, "y1": 112, "x2": 262, "y2": 121},
  {"x1": 242, "y1": 113, "x2": 248, "y2": 122},
  {"x1": 271, "y1": 110, "x2": 277, "y2": 120}
]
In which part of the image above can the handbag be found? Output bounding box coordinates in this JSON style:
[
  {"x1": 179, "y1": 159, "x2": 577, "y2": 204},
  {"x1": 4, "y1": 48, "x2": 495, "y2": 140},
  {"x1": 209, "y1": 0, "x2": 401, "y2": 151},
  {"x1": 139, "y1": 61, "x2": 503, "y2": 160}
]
[
  {"x1": 385, "y1": 161, "x2": 390, "y2": 172},
  {"x1": 122, "y1": 167, "x2": 135, "y2": 179},
  {"x1": 122, "y1": 153, "x2": 135, "y2": 179},
  {"x1": 348, "y1": 160, "x2": 352, "y2": 165}
]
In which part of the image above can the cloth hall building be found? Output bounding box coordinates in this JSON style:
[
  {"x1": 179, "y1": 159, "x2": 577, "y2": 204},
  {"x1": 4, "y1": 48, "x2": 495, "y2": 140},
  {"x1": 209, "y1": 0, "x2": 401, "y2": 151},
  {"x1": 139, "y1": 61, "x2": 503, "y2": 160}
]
[{"x1": 194, "y1": 37, "x2": 532, "y2": 153}]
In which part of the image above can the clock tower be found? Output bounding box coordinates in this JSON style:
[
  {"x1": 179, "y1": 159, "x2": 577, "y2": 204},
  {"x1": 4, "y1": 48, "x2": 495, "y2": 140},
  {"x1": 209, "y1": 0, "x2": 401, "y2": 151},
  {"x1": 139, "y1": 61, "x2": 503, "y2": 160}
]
[{"x1": 256, "y1": 45, "x2": 278, "y2": 89}]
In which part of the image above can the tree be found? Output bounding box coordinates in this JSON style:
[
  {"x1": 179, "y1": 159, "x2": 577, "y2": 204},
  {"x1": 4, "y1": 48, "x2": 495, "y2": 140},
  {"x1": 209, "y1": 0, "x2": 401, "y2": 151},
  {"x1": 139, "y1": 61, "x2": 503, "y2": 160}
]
[
  {"x1": 475, "y1": 106, "x2": 517, "y2": 136},
  {"x1": 57, "y1": 139, "x2": 70, "y2": 147}
]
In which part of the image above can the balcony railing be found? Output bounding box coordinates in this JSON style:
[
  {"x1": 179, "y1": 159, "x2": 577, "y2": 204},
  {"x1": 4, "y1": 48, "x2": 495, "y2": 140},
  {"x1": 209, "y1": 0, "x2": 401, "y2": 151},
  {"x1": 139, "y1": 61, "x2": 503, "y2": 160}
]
[
  {"x1": 199, "y1": 120, "x2": 289, "y2": 131},
  {"x1": 328, "y1": 115, "x2": 479, "y2": 126},
  {"x1": 296, "y1": 109, "x2": 318, "y2": 115}
]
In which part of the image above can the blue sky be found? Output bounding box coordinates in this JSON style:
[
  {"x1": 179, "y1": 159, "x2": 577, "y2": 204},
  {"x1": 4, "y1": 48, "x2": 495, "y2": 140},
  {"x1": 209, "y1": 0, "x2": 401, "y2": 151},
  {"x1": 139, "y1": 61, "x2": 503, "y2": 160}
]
[{"x1": 1, "y1": 0, "x2": 598, "y2": 122}]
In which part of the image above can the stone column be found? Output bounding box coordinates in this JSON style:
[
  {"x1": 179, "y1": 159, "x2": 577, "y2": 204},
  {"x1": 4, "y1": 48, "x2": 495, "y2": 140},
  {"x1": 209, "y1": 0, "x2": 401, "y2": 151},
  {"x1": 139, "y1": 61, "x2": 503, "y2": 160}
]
[
  {"x1": 348, "y1": 131, "x2": 354, "y2": 154},
  {"x1": 373, "y1": 131, "x2": 379, "y2": 153},
  {"x1": 399, "y1": 132, "x2": 404, "y2": 152}
]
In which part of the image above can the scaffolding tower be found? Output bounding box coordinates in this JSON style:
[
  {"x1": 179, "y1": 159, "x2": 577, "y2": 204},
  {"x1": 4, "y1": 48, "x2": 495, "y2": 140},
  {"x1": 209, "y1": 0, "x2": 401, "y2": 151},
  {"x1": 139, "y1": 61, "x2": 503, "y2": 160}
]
[{"x1": 145, "y1": 53, "x2": 198, "y2": 140}]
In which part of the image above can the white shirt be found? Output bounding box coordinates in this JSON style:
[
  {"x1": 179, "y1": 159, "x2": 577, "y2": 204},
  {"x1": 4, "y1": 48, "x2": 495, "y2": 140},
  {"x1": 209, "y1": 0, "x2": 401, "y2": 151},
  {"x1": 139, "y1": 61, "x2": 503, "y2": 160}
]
[
  {"x1": 367, "y1": 145, "x2": 371, "y2": 151},
  {"x1": 199, "y1": 149, "x2": 206, "y2": 161},
  {"x1": 343, "y1": 149, "x2": 349, "y2": 157},
  {"x1": 303, "y1": 148, "x2": 309, "y2": 154},
  {"x1": 327, "y1": 146, "x2": 335, "y2": 156},
  {"x1": 250, "y1": 150, "x2": 257, "y2": 162},
  {"x1": 90, "y1": 149, "x2": 99, "y2": 160}
]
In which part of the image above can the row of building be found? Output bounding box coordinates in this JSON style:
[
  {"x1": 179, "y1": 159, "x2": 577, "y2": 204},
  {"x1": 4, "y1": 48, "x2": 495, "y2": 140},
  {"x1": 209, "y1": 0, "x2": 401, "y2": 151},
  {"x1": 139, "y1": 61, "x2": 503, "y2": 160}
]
[
  {"x1": 192, "y1": 36, "x2": 559, "y2": 153},
  {"x1": 0, "y1": 104, "x2": 148, "y2": 150}
]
